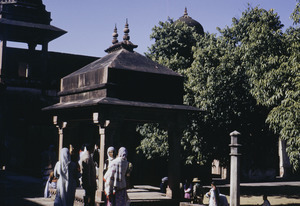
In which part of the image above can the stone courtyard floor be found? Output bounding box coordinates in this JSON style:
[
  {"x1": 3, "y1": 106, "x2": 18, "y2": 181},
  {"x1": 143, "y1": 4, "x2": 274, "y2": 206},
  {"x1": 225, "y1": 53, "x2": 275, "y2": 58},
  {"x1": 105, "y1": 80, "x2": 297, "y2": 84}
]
[
  {"x1": 1, "y1": 170, "x2": 300, "y2": 206},
  {"x1": 202, "y1": 181, "x2": 300, "y2": 206}
]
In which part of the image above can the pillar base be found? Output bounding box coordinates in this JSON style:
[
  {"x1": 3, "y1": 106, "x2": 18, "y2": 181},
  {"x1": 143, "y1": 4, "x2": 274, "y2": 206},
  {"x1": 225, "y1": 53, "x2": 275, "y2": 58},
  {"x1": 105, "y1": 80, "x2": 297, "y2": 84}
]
[
  {"x1": 166, "y1": 186, "x2": 172, "y2": 198},
  {"x1": 96, "y1": 189, "x2": 104, "y2": 203}
]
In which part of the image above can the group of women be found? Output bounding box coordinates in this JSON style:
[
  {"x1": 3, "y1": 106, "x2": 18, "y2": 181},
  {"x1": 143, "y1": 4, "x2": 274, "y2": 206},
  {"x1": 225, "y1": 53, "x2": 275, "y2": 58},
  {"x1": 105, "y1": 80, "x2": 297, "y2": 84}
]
[
  {"x1": 51, "y1": 146, "x2": 130, "y2": 206},
  {"x1": 103, "y1": 147, "x2": 130, "y2": 206}
]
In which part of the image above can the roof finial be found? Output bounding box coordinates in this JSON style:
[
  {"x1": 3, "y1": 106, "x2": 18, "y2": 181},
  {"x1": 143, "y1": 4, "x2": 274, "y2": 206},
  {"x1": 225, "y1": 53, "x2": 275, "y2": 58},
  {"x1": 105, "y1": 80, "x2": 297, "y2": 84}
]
[
  {"x1": 105, "y1": 19, "x2": 137, "y2": 53},
  {"x1": 184, "y1": 7, "x2": 188, "y2": 17},
  {"x1": 123, "y1": 18, "x2": 130, "y2": 41},
  {"x1": 112, "y1": 24, "x2": 118, "y2": 44}
]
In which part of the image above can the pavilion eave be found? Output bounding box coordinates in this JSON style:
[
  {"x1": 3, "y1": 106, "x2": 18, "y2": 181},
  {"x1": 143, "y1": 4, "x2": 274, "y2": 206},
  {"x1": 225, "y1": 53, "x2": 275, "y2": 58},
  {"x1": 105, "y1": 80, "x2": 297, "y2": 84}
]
[
  {"x1": 43, "y1": 97, "x2": 201, "y2": 113},
  {"x1": 0, "y1": 18, "x2": 66, "y2": 43}
]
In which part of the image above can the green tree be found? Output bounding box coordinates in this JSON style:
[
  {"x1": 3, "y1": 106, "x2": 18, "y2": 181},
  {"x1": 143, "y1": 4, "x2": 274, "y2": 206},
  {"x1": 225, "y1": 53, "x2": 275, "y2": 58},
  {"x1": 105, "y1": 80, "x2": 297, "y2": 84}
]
[
  {"x1": 241, "y1": 3, "x2": 300, "y2": 171},
  {"x1": 291, "y1": 0, "x2": 300, "y2": 24},
  {"x1": 138, "y1": 3, "x2": 300, "y2": 172},
  {"x1": 185, "y1": 29, "x2": 276, "y2": 169}
]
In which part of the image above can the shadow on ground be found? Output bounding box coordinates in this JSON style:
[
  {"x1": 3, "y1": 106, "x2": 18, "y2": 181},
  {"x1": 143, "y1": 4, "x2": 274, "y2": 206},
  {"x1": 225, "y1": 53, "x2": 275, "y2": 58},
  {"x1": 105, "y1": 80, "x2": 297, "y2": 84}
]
[{"x1": 0, "y1": 171, "x2": 45, "y2": 206}]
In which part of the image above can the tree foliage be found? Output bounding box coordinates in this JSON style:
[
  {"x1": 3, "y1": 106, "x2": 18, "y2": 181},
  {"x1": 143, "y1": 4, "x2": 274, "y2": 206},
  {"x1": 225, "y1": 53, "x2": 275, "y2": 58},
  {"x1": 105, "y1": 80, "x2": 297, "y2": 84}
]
[
  {"x1": 137, "y1": 3, "x2": 300, "y2": 171},
  {"x1": 136, "y1": 123, "x2": 169, "y2": 159},
  {"x1": 146, "y1": 19, "x2": 201, "y2": 73},
  {"x1": 291, "y1": 0, "x2": 300, "y2": 24},
  {"x1": 228, "y1": 5, "x2": 300, "y2": 171},
  {"x1": 185, "y1": 20, "x2": 277, "y2": 168}
]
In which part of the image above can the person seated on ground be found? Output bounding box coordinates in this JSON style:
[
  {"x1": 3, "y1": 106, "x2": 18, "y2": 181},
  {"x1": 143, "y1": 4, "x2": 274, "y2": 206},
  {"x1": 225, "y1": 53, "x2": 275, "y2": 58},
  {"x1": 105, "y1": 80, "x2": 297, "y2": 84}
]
[
  {"x1": 184, "y1": 179, "x2": 193, "y2": 199},
  {"x1": 219, "y1": 193, "x2": 229, "y2": 206},
  {"x1": 44, "y1": 171, "x2": 58, "y2": 198},
  {"x1": 262, "y1": 194, "x2": 271, "y2": 206},
  {"x1": 160, "y1": 177, "x2": 168, "y2": 193},
  {"x1": 41, "y1": 145, "x2": 57, "y2": 186}
]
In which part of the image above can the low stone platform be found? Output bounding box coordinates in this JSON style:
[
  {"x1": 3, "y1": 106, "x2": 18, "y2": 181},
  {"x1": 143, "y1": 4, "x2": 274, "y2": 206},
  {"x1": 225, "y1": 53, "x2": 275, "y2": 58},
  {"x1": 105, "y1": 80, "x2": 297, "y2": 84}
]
[{"x1": 51, "y1": 185, "x2": 177, "y2": 206}]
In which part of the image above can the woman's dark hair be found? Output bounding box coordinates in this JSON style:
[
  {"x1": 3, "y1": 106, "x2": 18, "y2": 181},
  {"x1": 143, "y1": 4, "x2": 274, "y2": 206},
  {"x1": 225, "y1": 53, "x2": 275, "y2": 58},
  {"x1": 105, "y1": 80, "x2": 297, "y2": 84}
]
[{"x1": 211, "y1": 181, "x2": 220, "y2": 205}]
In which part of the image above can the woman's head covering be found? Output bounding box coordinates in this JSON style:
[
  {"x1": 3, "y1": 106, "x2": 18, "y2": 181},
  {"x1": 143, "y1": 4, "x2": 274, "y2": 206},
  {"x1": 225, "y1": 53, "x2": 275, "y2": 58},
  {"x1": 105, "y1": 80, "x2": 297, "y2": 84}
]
[
  {"x1": 60, "y1": 148, "x2": 70, "y2": 180},
  {"x1": 118, "y1": 147, "x2": 128, "y2": 159},
  {"x1": 55, "y1": 147, "x2": 70, "y2": 204},
  {"x1": 107, "y1": 146, "x2": 115, "y2": 161}
]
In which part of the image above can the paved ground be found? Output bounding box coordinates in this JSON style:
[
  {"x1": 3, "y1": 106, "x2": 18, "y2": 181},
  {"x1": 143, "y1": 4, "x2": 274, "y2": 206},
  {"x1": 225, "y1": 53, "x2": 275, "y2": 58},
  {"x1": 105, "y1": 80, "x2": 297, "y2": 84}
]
[
  {"x1": 202, "y1": 181, "x2": 300, "y2": 206},
  {"x1": 1, "y1": 170, "x2": 300, "y2": 206}
]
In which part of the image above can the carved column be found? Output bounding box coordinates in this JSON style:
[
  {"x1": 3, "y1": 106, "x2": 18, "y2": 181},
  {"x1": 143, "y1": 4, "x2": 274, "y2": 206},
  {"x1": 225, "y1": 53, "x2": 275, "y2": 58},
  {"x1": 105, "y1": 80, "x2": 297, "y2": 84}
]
[
  {"x1": 53, "y1": 116, "x2": 67, "y2": 161},
  {"x1": 93, "y1": 112, "x2": 110, "y2": 202},
  {"x1": 167, "y1": 113, "x2": 183, "y2": 200},
  {"x1": 229, "y1": 131, "x2": 241, "y2": 206}
]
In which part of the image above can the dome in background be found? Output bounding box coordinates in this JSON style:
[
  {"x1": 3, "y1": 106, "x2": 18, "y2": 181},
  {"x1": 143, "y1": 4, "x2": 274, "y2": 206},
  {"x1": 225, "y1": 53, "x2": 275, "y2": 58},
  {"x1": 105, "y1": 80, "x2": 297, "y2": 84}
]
[{"x1": 175, "y1": 7, "x2": 204, "y2": 35}]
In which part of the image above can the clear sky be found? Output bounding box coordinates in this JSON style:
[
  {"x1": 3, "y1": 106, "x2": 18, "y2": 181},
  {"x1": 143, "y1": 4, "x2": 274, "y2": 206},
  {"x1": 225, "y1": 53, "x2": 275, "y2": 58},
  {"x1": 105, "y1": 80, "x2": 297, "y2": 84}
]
[{"x1": 41, "y1": 0, "x2": 297, "y2": 58}]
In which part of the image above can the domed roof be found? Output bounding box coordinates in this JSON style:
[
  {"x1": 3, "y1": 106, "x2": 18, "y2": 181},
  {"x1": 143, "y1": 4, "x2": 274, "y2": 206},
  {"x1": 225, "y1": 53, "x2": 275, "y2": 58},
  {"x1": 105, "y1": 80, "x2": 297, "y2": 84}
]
[{"x1": 175, "y1": 8, "x2": 204, "y2": 35}]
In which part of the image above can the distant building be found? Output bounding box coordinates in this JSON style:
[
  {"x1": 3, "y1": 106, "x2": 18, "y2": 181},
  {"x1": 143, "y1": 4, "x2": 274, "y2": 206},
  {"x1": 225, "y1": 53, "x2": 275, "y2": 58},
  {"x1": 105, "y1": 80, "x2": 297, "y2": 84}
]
[
  {"x1": 175, "y1": 7, "x2": 204, "y2": 35},
  {"x1": 0, "y1": 0, "x2": 98, "y2": 174}
]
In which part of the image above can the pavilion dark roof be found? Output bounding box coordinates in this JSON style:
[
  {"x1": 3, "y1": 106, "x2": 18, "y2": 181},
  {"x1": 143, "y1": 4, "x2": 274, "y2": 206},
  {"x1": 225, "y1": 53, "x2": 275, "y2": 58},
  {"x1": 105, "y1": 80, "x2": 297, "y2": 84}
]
[
  {"x1": 64, "y1": 48, "x2": 181, "y2": 78},
  {"x1": 44, "y1": 22, "x2": 200, "y2": 114}
]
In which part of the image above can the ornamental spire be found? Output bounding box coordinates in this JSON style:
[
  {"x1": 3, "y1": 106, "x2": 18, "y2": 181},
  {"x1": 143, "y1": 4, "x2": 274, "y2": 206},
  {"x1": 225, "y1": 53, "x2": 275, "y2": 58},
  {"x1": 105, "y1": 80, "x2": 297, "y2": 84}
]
[
  {"x1": 184, "y1": 7, "x2": 188, "y2": 17},
  {"x1": 105, "y1": 19, "x2": 137, "y2": 53},
  {"x1": 123, "y1": 18, "x2": 130, "y2": 41},
  {"x1": 112, "y1": 24, "x2": 118, "y2": 44}
]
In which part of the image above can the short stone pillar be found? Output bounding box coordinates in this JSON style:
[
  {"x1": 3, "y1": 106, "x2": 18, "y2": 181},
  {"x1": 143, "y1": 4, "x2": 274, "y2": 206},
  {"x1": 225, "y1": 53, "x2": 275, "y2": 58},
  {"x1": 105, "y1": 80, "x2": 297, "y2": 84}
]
[{"x1": 229, "y1": 131, "x2": 241, "y2": 206}]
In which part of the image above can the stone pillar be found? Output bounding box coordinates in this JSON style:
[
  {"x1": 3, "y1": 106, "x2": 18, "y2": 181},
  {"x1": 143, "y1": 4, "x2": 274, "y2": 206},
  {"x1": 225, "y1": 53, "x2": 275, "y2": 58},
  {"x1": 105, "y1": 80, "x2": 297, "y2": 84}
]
[
  {"x1": 167, "y1": 114, "x2": 183, "y2": 200},
  {"x1": 93, "y1": 112, "x2": 110, "y2": 202},
  {"x1": 229, "y1": 131, "x2": 241, "y2": 206},
  {"x1": 53, "y1": 116, "x2": 67, "y2": 161},
  {"x1": 0, "y1": 40, "x2": 7, "y2": 82}
]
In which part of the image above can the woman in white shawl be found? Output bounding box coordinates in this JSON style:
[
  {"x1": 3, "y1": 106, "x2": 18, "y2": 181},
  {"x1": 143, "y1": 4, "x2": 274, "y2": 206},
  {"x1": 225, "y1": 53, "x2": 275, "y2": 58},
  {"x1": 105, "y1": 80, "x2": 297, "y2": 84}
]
[
  {"x1": 206, "y1": 181, "x2": 220, "y2": 206},
  {"x1": 54, "y1": 148, "x2": 78, "y2": 206},
  {"x1": 103, "y1": 146, "x2": 115, "y2": 174},
  {"x1": 104, "y1": 147, "x2": 129, "y2": 206}
]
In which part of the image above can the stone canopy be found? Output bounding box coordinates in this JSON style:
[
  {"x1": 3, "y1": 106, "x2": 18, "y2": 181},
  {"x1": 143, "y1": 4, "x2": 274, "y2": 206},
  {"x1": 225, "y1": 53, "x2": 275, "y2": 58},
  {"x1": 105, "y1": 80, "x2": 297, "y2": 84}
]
[{"x1": 43, "y1": 21, "x2": 200, "y2": 203}]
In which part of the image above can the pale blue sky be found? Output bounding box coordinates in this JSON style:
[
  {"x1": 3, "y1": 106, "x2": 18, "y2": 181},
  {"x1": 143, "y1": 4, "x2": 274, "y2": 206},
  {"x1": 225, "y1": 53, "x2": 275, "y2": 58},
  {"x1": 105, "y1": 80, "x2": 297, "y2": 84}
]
[{"x1": 41, "y1": 0, "x2": 297, "y2": 57}]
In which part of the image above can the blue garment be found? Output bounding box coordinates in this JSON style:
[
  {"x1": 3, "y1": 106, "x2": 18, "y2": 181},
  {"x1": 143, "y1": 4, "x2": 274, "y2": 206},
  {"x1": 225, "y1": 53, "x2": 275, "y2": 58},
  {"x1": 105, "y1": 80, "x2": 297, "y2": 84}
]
[{"x1": 54, "y1": 148, "x2": 78, "y2": 206}]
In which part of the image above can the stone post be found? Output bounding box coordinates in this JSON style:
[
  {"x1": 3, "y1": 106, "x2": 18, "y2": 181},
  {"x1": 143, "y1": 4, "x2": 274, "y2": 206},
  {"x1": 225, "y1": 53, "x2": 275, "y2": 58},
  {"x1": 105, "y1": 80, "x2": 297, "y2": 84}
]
[{"x1": 229, "y1": 131, "x2": 241, "y2": 206}]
